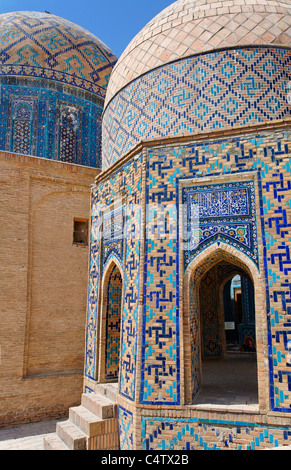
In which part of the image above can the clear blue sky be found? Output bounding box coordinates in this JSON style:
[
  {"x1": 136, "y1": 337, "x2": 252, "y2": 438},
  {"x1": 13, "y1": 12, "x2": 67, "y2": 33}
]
[{"x1": 0, "y1": 0, "x2": 174, "y2": 57}]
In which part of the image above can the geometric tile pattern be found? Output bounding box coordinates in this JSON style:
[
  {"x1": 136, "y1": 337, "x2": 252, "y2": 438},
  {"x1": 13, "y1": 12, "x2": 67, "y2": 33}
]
[
  {"x1": 105, "y1": 265, "x2": 122, "y2": 381},
  {"x1": 105, "y1": 0, "x2": 291, "y2": 106},
  {"x1": 142, "y1": 416, "x2": 291, "y2": 450},
  {"x1": 140, "y1": 130, "x2": 291, "y2": 411},
  {"x1": 120, "y1": 171, "x2": 142, "y2": 400},
  {"x1": 182, "y1": 180, "x2": 259, "y2": 268},
  {"x1": 0, "y1": 11, "x2": 117, "y2": 98},
  {"x1": 102, "y1": 47, "x2": 291, "y2": 170},
  {"x1": 118, "y1": 406, "x2": 134, "y2": 451},
  {"x1": 85, "y1": 155, "x2": 142, "y2": 403}
]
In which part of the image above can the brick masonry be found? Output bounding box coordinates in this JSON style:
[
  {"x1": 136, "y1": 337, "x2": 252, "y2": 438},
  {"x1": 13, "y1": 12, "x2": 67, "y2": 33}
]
[{"x1": 0, "y1": 150, "x2": 98, "y2": 427}]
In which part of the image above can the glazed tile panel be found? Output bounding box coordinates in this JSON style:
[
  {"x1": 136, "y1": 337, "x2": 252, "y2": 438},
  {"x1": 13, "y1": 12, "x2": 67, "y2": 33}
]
[
  {"x1": 85, "y1": 156, "x2": 142, "y2": 401},
  {"x1": 0, "y1": 78, "x2": 103, "y2": 167},
  {"x1": 182, "y1": 181, "x2": 259, "y2": 268},
  {"x1": 102, "y1": 47, "x2": 291, "y2": 170},
  {"x1": 141, "y1": 130, "x2": 291, "y2": 410}
]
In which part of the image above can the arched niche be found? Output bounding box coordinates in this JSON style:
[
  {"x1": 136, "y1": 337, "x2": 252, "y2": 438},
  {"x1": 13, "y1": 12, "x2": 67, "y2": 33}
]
[
  {"x1": 98, "y1": 258, "x2": 123, "y2": 384},
  {"x1": 183, "y1": 242, "x2": 269, "y2": 410}
]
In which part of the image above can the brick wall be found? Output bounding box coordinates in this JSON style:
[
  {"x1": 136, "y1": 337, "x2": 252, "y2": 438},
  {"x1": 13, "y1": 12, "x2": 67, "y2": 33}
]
[{"x1": 0, "y1": 151, "x2": 98, "y2": 427}]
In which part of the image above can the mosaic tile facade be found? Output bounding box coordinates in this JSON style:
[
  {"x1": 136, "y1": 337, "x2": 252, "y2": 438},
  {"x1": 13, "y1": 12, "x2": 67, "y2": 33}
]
[
  {"x1": 141, "y1": 130, "x2": 291, "y2": 410},
  {"x1": 0, "y1": 78, "x2": 103, "y2": 167},
  {"x1": 0, "y1": 11, "x2": 117, "y2": 98},
  {"x1": 102, "y1": 47, "x2": 291, "y2": 170},
  {"x1": 142, "y1": 417, "x2": 291, "y2": 450}
]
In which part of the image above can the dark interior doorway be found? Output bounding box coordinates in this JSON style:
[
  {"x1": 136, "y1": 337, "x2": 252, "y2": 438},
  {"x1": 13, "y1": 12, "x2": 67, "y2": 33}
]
[{"x1": 193, "y1": 261, "x2": 258, "y2": 406}]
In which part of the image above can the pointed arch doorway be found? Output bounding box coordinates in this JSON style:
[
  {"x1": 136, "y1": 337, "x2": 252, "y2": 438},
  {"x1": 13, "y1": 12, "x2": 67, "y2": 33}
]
[
  {"x1": 184, "y1": 245, "x2": 265, "y2": 408},
  {"x1": 99, "y1": 261, "x2": 123, "y2": 384}
]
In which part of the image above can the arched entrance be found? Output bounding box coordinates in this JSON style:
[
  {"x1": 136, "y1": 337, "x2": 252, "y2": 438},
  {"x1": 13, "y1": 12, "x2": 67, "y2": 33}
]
[
  {"x1": 184, "y1": 244, "x2": 267, "y2": 408},
  {"x1": 198, "y1": 261, "x2": 258, "y2": 405},
  {"x1": 200, "y1": 262, "x2": 256, "y2": 359},
  {"x1": 99, "y1": 261, "x2": 123, "y2": 384}
]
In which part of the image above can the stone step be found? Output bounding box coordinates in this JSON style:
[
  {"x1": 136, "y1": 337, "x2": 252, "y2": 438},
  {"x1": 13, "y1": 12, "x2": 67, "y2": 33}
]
[
  {"x1": 81, "y1": 393, "x2": 117, "y2": 419},
  {"x1": 95, "y1": 383, "x2": 118, "y2": 402},
  {"x1": 43, "y1": 433, "x2": 70, "y2": 450},
  {"x1": 56, "y1": 420, "x2": 87, "y2": 450},
  {"x1": 69, "y1": 405, "x2": 103, "y2": 437}
]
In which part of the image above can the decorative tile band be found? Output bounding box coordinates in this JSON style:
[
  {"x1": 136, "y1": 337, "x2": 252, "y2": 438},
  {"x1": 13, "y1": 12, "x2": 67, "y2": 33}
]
[
  {"x1": 102, "y1": 47, "x2": 291, "y2": 170},
  {"x1": 142, "y1": 417, "x2": 291, "y2": 450}
]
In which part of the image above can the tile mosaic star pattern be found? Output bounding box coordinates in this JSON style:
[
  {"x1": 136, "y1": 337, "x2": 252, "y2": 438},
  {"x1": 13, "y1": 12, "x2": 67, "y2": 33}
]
[
  {"x1": 0, "y1": 11, "x2": 117, "y2": 98},
  {"x1": 105, "y1": 0, "x2": 291, "y2": 106},
  {"x1": 102, "y1": 47, "x2": 291, "y2": 170}
]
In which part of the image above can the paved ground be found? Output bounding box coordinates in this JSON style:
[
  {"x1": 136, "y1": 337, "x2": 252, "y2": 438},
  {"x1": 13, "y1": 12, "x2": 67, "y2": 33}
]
[
  {"x1": 0, "y1": 419, "x2": 62, "y2": 450},
  {"x1": 193, "y1": 353, "x2": 259, "y2": 406}
]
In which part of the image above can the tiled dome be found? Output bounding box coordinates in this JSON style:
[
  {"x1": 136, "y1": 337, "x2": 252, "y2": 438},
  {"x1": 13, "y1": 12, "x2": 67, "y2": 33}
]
[
  {"x1": 105, "y1": 0, "x2": 291, "y2": 107},
  {"x1": 0, "y1": 11, "x2": 117, "y2": 99}
]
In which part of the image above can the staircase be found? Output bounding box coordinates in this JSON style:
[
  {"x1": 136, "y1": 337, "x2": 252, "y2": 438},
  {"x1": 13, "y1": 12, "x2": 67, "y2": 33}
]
[{"x1": 44, "y1": 383, "x2": 119, "y2": 450}]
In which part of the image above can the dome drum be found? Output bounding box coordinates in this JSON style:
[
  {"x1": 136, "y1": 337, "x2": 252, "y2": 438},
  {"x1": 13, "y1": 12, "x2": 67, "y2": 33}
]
[{"x1": 102, "y1": 0, "x2": 291, "y2": 171}]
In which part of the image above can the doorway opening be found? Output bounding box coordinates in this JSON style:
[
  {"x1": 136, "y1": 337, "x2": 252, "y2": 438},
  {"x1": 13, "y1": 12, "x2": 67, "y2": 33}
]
[
  {"x1": 100, "y1": 262, "x2": 122, "y2": 384},
  {"x1": 223, "y1": 274, "x2": 256, "y2": 354},
  {"x1": 188, "y1": 253, "x2": 259, "y2": 407}
]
